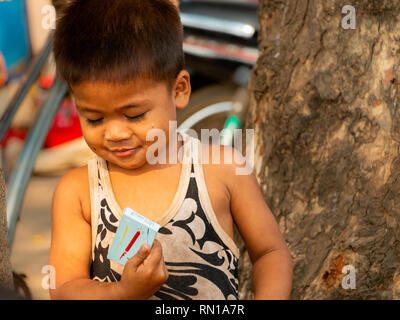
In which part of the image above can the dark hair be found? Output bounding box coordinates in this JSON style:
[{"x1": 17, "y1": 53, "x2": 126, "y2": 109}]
[
  {"x1": 51, "y1": 0, "x2": 73, "y2": 13},
  {"x1": 53, "y1": 0, "x2": 184, "y2": 88}
]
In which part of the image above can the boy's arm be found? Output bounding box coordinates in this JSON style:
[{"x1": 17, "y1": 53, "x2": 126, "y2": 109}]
[
  {"x1": 224, "y1": 148, "x2": 293, "y2": 300},
  {"x1": 49, "y1": 167, "x2": 168, "y2": 300},
  {"x1": 49, "y1": 167, "x2": 125, "y2": 300}
]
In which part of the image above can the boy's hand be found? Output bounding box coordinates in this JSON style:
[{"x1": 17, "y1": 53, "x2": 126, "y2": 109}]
[{"x1": 118, "y1": 240, "x2": 169, "y2": 299}]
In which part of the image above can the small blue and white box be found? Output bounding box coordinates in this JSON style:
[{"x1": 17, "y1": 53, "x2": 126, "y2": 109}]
[{"x1": 107, "y1": 208, "x2": 160, "y2": 266}]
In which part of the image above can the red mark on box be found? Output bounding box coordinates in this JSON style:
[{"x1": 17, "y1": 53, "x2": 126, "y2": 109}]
[{"x1": 120, "y1": 231, "x2": 141, "y2": 260}]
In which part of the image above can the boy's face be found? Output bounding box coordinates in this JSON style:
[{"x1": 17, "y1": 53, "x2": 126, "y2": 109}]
[{"x1": 71, "y1": 70, "x2": 191, "y2": 171}]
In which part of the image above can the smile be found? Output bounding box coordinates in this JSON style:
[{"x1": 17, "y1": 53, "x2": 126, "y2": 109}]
[{"x1": 110, "y1": 147, "x2": 140, "y2": 157}]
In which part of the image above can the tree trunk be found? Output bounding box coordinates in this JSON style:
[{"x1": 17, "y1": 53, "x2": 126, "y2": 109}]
[
  {"x1": 0, "y1": 168, "x2": 14, "y2": 291},
  {"x1": 239, "y1": 0, "x2": 400, "y2": 299}
]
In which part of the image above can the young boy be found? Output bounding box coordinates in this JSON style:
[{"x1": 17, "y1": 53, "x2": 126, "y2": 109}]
[{"x1": 49, "y1": 0, "x2": 292, "y2": 300}]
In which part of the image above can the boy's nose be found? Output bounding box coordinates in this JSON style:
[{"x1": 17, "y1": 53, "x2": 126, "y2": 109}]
[{"x1": 104, "y1": 121, "x2": 132, "y2": 142}]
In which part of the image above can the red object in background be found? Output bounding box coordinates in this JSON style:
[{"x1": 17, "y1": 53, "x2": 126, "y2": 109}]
[
  {"x1": 43, "y1": 98, "x2": 83, "y2": 148},
  {"x1": 0, "y1": 128, "x2": 27, "y2": 148},
  {"x1": 38, "y1": 75, "x2": 54, "y2": 90},
  {"x1": 1, "y1": 98, "x2": 83, "y2": 149}
]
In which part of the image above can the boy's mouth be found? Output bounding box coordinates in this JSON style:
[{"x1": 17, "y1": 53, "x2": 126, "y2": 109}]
[{"x1": 109, "y1": 147, "x2": 141, "y2": 158}]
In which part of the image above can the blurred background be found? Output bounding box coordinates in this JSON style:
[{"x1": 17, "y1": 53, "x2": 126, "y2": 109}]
[{"x1": 0, "y1": 0, "x2": 258, "y2": 299}]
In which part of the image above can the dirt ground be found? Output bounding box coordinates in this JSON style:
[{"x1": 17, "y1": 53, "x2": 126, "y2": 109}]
[{"x1": 9, "y1": 174, "x2": 61, "y2": 300}]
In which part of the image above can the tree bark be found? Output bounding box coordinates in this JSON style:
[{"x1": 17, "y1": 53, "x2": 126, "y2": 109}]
[
  {"x1": 240, "y1": 0, "x2": 400, "y2": 299},
  {"x1": 0, "y1": 168, "x2": 14, "y2": 291}
]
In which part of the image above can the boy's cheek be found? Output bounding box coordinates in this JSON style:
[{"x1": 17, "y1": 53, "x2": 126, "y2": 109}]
[{"x1": 78, "y1": 127, "x2": 101, "y2": 150}]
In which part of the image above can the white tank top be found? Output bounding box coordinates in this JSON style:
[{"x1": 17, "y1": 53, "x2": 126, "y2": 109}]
[{"x1": 87, "y1": 131, "x2": 240, "y2": 299}]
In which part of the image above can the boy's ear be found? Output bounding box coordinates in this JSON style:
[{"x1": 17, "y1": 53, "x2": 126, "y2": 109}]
[{"x1": 173, "y1": 70, "x2": 191, "y2": 109}]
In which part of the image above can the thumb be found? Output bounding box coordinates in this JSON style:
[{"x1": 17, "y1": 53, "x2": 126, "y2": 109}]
[{"x1": 127, "y1": 244, "x2": 150, "y2": 270}]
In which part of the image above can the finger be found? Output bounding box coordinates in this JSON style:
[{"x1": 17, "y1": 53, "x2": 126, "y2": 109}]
[
  {"x1": 157, "y1": 248, "x2": 168, "y2": 275},
  {"x1": 159, "y1": 249, "x2": 168, "y2": 275},
  {"x1": 158, "y1": 263, "x2": 169, "y2": 284},
  {"x1": 155, "y1": 254, "x2": 169, "y2": 283},
  {"x1": 163, "y1": 263, "x2": 169, "y2": 280},
  {"x1": 144, "y1": 240, "x2": 163, "y2": 266},
  {"x1": 126, "y1": 244, "x2": 150, "y2": 270},
  {"x1": 157, "y1": 250, "x2": 169, "y2": 283}
]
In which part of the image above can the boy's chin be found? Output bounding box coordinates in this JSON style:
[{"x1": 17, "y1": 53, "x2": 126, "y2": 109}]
[{"x1": 107, "y1": 155, "x2": 147, "y2": 170}]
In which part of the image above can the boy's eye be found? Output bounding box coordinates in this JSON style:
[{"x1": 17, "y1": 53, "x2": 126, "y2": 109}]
[
  {"x1": 86, "y1": 118, "x2": 103, "y2": 125},
  {"x1": 126, "y1": 113, "x2": 146, "y2": 121},
  {"x1": 85, "y1": 112, "x2": 146, "y2": 125}
]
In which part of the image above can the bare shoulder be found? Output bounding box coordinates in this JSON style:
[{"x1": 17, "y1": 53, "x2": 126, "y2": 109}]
[
  {"x1": 199, "y1": 142, "x2": 254, "y2": 191},
  {"x1": 199, "y1": 142, "x2": 248, "y2": 167},
  {"x1": 199, "y1": 143, "x2": 285, "y2": 263},
  {"x1": 53, "y1": 165, "x2": 91, "y2": 223}
]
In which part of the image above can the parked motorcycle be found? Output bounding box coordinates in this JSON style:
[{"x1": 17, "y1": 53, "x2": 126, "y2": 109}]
[{"x1": 177, "y1": 0, "x2": 259, "y2": 145}]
